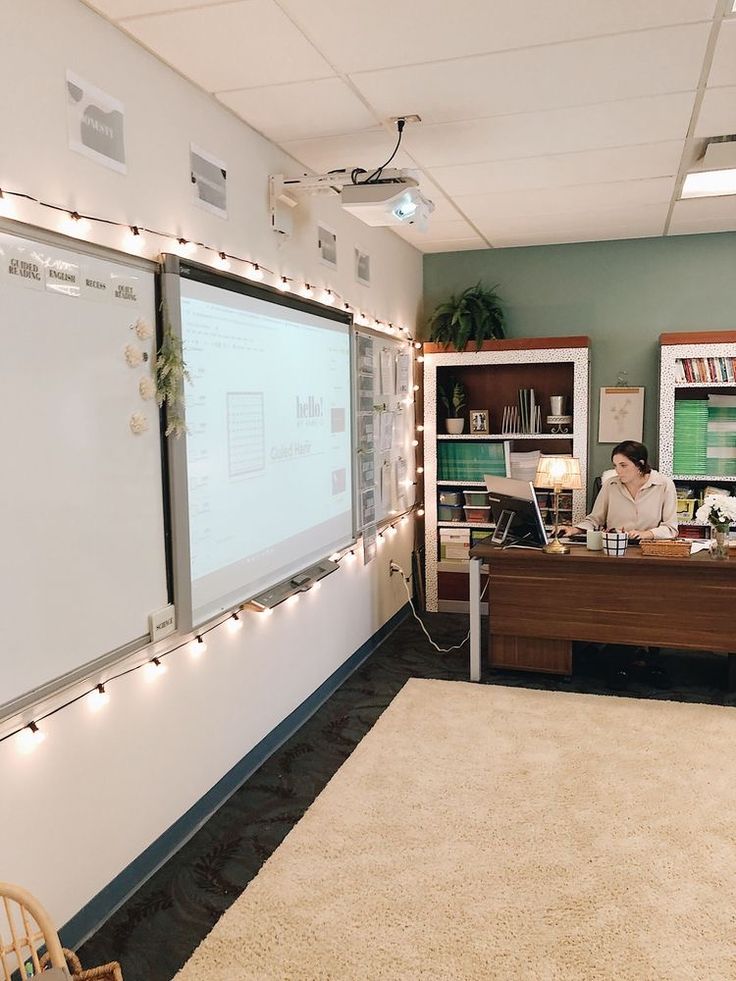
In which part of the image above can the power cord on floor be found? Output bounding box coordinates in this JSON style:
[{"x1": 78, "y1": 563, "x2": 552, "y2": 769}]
[{"x1": 389, "y1": 560, "x2": 488, "y2": 653}]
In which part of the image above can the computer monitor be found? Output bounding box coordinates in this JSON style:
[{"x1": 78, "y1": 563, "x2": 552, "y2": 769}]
[{"x1": 484, "y1": 475, "x2": 549, "y2": 548}]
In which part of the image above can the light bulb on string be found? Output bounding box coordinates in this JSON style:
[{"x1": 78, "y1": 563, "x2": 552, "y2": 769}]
[
  {"x1": 302, "y1": 283, "x2": 313, "y2": 298},
  {"x1": 417, "y1": 466, "x2": 424, "y2": 474},
  {"x1": 216, "y1": 252, "x2": 231, "y2": 271},
  {"x1": 417, "y1": 355, "x2": 425, "y2": 363},
  {"x1": 417, "y1": 507, "x2": 425, "y2": 517},
  {"x1": 63, "y1": 211, "x2": 90, "y2": 236},
  {"x1": 414, "y1": 342, "x2": 422, "y2": 349},
  {"x1": 176, "y1": 237, "x2": 197, "y2": 255},
  {"x1": 310, "y1": 580, "x2": 321, "y2": 591},
  {"x1": 124, "y1": 226, "x2": 146, "y2": 251},
  {"x1": 277, "y1": 276, "x2": 289, "y2": 292},
  {"x1": 189, "y1": 635, "x2": 207, "y2": 656},
  {"x1": 345, "y1": 549, "x2": 356, "y2": 562},
  {"x1": 88, "y1": 683, "x2": 110, "y2": 712},
  {"x1": 0, "y1": 189, "x2": 15, "y2": 216},
  {"x1": 248, "y1": 263, "x2": 264, "y2": 282},
  {"x1": 329, "y1": 553, "x2": 340, "y2": 562},
  {"x1": 17, "y1": 721, "x2": 45, "y2": 754},
  {"x1": 412, "y1": 439, "x2": 419, "y2": 447},
  {"x1": 413, "y1": 384, "x2": 420, "y2": 392},
  {"x1": 322, "y1": 289, "x2": 334, "y2": 305},
  {"x1": 144, "y1": 657, "x2": 168, "y2": 680},
  {"x1": 227, "y1": 612, "x2": 243, "y2": 633},
  {"x1": 416, "y1": 425, "x2": 424, "y2": 432},
  {"x1": 388, "y1": 525, "x2": 398, "y2": 537},
  {"x1": 288, "y1": 593, "x2": 300, "y2": 606}
]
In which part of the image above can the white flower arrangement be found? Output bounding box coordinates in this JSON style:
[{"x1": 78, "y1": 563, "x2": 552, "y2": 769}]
[
  {"x1": 139, "y1": 376, "x2": 156, "y2": 401},
  {"x1": 124, "y1": 344, "x2": 144, "y2": 367},
  {"x1": 133, "y1": 318, "x2": 154, "y2": 341},
  {"x1": 129, "y1": 411, "x2": 149, "y2": 434},
  {"x1": 695, "y1": 494, "x2": 736, "y2": 528}
]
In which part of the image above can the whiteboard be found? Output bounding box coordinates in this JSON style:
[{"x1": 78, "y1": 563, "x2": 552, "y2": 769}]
[
  {"x1": 354, "y1": 328, "x2": 416, "y2": 530},
  {"x1": 0, "y1": 226, "x2": 169, "y2": 714}
]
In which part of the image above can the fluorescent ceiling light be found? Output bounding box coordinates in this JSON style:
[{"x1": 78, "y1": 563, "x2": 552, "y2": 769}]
[
  {"x1": 681, "y1": 140, "x2": 736, "y2": 199},
  {"x1": 681, "y1": 168, "x2": 736, "y2": 198}
]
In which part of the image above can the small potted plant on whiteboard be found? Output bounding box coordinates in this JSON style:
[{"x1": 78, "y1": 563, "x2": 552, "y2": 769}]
[{"x1": 439, "y1": 378, "x2": 467, "y2": 434}]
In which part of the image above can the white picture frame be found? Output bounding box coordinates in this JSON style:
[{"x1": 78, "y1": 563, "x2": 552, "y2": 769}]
[
  {"x1": 598, "y1": 387, "x2": 645, "y2": 443},
  {"x1": 317, "y1": 225, "x2": 337, "y2": 268}
]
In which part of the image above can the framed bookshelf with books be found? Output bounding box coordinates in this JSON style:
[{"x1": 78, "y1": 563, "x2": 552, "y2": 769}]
[
  {"x1": 659, "y1": 331, "x2": 736, "y2": 540},
  {"x1": 423, "y1": 337, "x2": 590, "y2": 612}
]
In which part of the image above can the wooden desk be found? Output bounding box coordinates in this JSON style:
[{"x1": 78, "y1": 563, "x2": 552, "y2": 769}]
[{"x1": 468, "y1": 545, "x2": 736, "y2": 684}]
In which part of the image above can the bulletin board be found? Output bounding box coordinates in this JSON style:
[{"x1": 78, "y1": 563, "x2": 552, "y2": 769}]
[
  {"x1": 354, "y1": 327, "x2": 416, "y2": 536},
  {"x1": 0, "y1": 223, "x2": 169, "y2": 717}
]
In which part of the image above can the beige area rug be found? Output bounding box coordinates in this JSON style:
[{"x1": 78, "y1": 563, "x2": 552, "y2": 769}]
[{"x1": 175, "y1": 680, "x2": 736, "y2": 980}]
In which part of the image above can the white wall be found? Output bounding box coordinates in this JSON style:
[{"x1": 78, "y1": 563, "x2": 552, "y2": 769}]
[{"x1": 0, "y1": 0, "x2": 422, "y2": 931}]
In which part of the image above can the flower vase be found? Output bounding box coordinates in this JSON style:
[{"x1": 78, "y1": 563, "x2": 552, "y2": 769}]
[{"x1": 711, "y1": 526, "x2": 729, "y2": 560}]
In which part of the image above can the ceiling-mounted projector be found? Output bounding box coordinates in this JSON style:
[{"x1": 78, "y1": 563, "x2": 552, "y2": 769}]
[
  {"x1": 269, "y1": 168, "x2": 435, "y2": 236},
  {"x1": 340, "y1": 179, "x2": 434, "y2": 231}
]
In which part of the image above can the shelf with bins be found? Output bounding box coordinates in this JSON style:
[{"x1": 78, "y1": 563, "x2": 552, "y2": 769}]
[{"x1": 424, "y1": 337, "x2": 590, "y2": 613}]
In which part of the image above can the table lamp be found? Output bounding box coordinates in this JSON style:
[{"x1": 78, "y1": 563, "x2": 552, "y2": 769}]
[{"x1": 534, "y1": 456, "x2": 582, "y2": 554}]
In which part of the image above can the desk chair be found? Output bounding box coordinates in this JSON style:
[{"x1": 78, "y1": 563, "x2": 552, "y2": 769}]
[{"x1": 0, "y1": 883, "x2": 122, "y2": 980}]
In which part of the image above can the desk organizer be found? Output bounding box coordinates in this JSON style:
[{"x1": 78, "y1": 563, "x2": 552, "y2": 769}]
[{"x1": 639, "y1": 539, "x2": 692, "y2": 557}]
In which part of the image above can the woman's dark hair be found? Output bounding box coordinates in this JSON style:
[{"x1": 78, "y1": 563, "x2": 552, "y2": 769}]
[{"x1": 611, "y1": 440, "x2": 651, "y2": 475}]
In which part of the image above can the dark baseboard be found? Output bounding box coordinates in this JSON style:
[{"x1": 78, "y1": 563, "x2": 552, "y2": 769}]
[{"x1": 60, "y1": 602, "x2": 410, "y2": 950}]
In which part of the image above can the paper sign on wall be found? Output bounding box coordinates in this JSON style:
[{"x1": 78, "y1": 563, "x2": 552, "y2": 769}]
[
  {"x1": 598, "y1": 387, "x2": 645, "y2": 443},
  {"x1": 66, "y1": 71, "x2": 126, "y2": 173}
]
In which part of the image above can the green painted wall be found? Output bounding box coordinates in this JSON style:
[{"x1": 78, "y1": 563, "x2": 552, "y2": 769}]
[{"x1": 423, "y1": 232, "x2": 736, "y2": 485}]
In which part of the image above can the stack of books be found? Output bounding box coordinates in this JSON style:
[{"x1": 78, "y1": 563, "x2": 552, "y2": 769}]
[
  {"x1": 675, "y1": 357, "x2": 736, "y2": 383},
  {"x1": 438, "y1": 441, "x2": 507, "y2": 481},
  {"x1": 706, "y1": 395, "x2": 736, "y2": 476},
  {"x1": 673, "y1": 400, "x2": 709, "y2": 474}
]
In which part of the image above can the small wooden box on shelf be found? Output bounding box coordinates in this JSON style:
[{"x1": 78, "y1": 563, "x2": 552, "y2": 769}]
[{"x1": 424, "y1": 337, "x2": 590, "y2": 613}]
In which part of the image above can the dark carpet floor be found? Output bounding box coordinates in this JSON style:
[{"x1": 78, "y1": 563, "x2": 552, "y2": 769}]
[{"x1": 77, "y1": 610, "x2": 736, "y2": 981}]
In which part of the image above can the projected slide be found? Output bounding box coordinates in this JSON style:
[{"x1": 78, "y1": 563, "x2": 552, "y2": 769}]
[{"x1": 178, "y1": 276, "x2": 353, "y2": 622}]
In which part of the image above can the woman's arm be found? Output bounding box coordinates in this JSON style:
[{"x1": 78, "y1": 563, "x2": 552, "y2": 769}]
[
  {"x1": 573, "y1": 482, "x2": 609, "y2": 532},
  {"x1": 650, "y1": 478, "x2": 679, "y2": 539}
]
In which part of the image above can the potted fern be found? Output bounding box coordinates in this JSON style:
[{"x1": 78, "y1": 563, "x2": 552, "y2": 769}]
[
  {"x1": 439, "y1": 377, "x2": 467, "y2": 434},
  {"x1": 427, "y1": 282, "x2": 506, "y2": 350}
]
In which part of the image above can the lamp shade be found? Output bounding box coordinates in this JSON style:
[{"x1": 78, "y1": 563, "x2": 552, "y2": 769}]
[{"x1": 534, "y1": 456, "x2": 582, "y2": 490}]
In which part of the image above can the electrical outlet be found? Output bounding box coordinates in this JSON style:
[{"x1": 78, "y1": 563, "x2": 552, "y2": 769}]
[{"x1": 149, "y1": 604, "x2": 176, "y2": 641}]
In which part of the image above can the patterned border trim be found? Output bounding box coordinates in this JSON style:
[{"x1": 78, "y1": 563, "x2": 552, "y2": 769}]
[{"x1": 424, "y1": 347, "x2": 590, "y2": 612}]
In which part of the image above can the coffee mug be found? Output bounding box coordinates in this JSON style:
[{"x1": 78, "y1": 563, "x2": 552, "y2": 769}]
[
  {"x1": 602, "y1": 530, "x2": 629, "y2": 557},
  {"x1": 586, "y1": 529, "x2": 603, "y2": 551}
]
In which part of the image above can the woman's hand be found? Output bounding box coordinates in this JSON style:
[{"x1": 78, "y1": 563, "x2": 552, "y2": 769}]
[
  {"x1": 628, "y1": 529, "x2": 654, "y2": 540},
  {"x1": 556, "y1": 525, "x2": 579, "y2": 537}
]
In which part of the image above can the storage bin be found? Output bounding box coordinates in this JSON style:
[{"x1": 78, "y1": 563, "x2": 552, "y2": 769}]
[
  {"x1": 463, "y1": 505, "x2": 492, "y2": 523},
  {"x1": 463, "y1": 490, "x2": 489, "y2": 506},
  {"x1": 439, "y1": 491, "x2": 464, "y2": 505},
  {"x1": 438, "y1": 504, "x2": 465, "y2": 522}
]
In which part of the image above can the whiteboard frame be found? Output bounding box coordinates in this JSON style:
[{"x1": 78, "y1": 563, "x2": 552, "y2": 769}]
[
  {"x1": 0, "y1": 218, "x2": 169, "y2": 723},
  {"x1": 162, "y1": 254, "x2": 357, "y2": 632}
]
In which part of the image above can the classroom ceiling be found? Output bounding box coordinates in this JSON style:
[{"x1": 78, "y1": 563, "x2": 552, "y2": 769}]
[{"x1": 85, "y1": 0, "x2": 736, "y2": 252}]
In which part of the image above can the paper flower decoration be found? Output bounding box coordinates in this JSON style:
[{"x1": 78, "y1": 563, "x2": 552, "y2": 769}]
[
  {"x1": 134, "y1": 318, "x2": 153, "y2": 341},
  {"x1": 139, "y1": 376, "x2": 156, "y2": 400},
  {"x1": 124, "y1": 344, "x2": 144, "y2": 367},
  {"x1": 129, "y1": 412, "x2": 149, "y2": 434},
  {"x1": 695, "y1": 494, "x2": 736, "y2": 528}
]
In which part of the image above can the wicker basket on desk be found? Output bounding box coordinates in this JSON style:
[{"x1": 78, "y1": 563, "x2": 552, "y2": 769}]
[{"x1": 639, "y1": 539, "x2": 692, "y2": 557}]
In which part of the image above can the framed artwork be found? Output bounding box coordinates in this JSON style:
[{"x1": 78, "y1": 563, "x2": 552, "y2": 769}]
[
  {"x1": 355, "y1": 247, "x2": 371, "y2": 286},
  {"x1": 470, "y1": 409, "x2": 490, "y2": 434},
  {"x1": 598, "y1": 387, "x2": 644, "y2": 443},
  {"x1": 317, "y1": 225, "x2": 337, "y2": 268}
]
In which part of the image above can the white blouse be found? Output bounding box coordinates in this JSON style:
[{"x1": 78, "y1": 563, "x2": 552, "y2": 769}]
[{"x1": 576, "y1": 470, "x2": 678, "y2": 539}]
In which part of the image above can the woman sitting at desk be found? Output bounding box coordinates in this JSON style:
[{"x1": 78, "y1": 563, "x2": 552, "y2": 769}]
[{"x1": 560, "y1": 440, "x2": 678, "y2": 540}]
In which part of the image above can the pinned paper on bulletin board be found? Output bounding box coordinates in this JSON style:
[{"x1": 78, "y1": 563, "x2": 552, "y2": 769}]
[
  {"x1": 379, "y1": 347, "x2": 395, "y2": 394},
  {"x1": 598, "y1": 387, "x2": 644, "y2": 443},
  {"x1": 379, "y1": 410, "x2": 394, "y2": 452},
  {"x1": 397, "y1": 352, "x2": 410, "y2": 396},
  {"x1": 397, "y1": 457, "x2": 408, "y2": 509}
]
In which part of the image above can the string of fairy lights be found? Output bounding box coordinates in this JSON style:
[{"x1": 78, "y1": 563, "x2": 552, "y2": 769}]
[
  {"x1": 4, "y1": 508, "x2": 423, "y2": 754},
  {"x1": 0, "y1": 186, "x2": 428, "y2": 755},
  {"x1": 0, "y1": 185, "x2": 418, "y2": 338}
]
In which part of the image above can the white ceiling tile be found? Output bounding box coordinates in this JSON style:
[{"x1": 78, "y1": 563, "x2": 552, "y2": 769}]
[
  {"x1": 404, "y1": 94, "x2": 695, "y2": 168},
  {"x1": 84, "y1": 0, "x2": 226, "y2": 16},
  {"x1": 123, "y1": 0, "x2": 333, "y2": 92},
  {"x1": 669, "y1": 195, "x2": 736, "y2": 235},
  {"x1": 430, "y1": 142, "x2": 684, "y2": 196},
  {"x1": 350, "y1": 25, "x2": 711, "y2": 125},
  {"x1": 489, "y1": 228, "x2": 663, "y2": 248},
  {"x1": 276, "y1": 0, "x2": 716, "y2": 74},
  {"x1": 708, "y1": 18, "x2": 736, "y2": 87},
  {"x1": 695, "y1": 86, "x2": 736, "y2": 137},
  {"x1": 218, "y1": 79, "x2": 379, "y2": 142},
  {"x1": 478, "y1": 202, "x2": 669, "y2": 238},
  {"x1": 456, "y1": 178, "x2": 674, "y2": 223},
  {"x1": 281, "y1": 130, "x2": 417, "y2": 175},
  {"x1": 419, "y1": 239, "x2": 489, "y2": 253}
]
